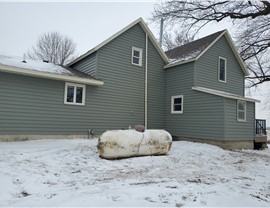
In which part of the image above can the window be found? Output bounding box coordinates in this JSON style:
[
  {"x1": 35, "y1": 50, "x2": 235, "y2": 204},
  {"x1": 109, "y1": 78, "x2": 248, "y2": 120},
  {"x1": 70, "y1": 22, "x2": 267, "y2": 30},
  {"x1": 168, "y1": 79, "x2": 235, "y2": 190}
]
[
  {"x1": 237, "y1": 100, "x2": 246, "y2": 122},
  {"x1": 218, "y1": 57, "x2": 226, "y2": 82},
  {"x1": 171, "y1": 95, "x2": 183, "y2": 114},
  {"x1": 64, "y1": 82, "x2": 86, "y2": 105},
  {"x1": 131, "y1": 47, "x2": 142, "y2": 66}
]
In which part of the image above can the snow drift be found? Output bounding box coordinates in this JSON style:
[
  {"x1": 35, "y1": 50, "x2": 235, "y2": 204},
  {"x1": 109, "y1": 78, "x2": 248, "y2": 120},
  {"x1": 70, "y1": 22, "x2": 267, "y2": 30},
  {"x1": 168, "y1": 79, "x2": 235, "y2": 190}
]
[{"x1": 97, "y1": 129, "x2": 172, "y2": 159}]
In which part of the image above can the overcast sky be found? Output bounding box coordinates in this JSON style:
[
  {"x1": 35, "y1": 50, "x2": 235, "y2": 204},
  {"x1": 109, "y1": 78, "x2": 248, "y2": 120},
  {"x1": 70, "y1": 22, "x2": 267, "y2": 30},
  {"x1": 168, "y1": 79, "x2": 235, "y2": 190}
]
[
  {"x1": 0, "y1": 1, "x2": 269, "y2": 124},
  {"x1": 0, "y1": 1, "x2": 230, "y2": 57}
]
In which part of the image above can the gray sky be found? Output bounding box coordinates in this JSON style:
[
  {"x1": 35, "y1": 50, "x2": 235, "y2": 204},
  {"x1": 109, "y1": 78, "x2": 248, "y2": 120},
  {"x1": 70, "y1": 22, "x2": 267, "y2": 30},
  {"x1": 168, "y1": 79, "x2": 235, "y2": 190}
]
[
  {"x1": 0, "y1": 1, "x2": 229, "y2": 57},
  {"x1": 0, "y1": 1, "x2": 157, "y2": 56},
  {"x1": 0, "y1": 1, "x2": 269, "y2": 124}
]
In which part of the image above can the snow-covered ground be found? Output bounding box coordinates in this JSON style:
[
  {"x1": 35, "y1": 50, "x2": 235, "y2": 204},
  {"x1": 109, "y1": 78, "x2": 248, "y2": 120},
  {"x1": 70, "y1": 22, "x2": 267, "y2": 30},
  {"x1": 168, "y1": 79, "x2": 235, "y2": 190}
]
[{"x1": 0, "y1": 139, "x2": 269, "y2": 207}]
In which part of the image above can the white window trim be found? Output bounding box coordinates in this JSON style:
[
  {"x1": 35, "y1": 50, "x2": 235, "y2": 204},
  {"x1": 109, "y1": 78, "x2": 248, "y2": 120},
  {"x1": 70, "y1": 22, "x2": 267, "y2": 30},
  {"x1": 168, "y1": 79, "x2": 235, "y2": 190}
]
[
  {"x1": 131, "y1": 47, "x2": 143, "y2": 66},
  {"x1": 171, "y1": 95, "x2": 183, "y2": 114},
  {"x1": 64, "y1": 82, "x2": 86, "y2": 106},
  {"x1": 218, "y1": 56, "x2": 227, "y2": 83},
  {"x1": 237, "y1": 100, "x2": 246, "y2": 122}
]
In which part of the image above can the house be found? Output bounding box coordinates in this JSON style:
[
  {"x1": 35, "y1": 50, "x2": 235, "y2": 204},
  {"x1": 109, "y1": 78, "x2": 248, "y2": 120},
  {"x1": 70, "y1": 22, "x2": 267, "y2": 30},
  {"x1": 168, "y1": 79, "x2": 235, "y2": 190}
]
[{"x1": 0, "y1": 18, "x2": 267, "y2": 149}]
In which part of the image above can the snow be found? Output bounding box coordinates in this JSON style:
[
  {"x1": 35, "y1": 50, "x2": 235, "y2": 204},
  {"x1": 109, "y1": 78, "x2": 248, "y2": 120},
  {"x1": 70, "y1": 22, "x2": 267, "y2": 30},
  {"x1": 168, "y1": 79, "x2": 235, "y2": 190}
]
[
  {"x1": 0, "y1": 55, "x2": 73, "y2": 76},
  {"x1": 169, "y1": 49, "x2": 203, "y2": 65},
  {"x1": 0, "y1": 139, "x2": 270, "y2": 207},
  {"x1": 98, "y1": 129, "x2": 172, "y2": 159}
]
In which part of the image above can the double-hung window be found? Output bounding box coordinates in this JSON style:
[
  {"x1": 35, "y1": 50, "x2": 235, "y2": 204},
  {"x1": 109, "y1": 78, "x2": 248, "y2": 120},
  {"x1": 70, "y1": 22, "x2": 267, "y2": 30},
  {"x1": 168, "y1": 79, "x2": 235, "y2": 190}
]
[
  {"x1": 64, "y1": 82, "x2": 86, "y2": 105},
  {"x1": 131, "y1": 47, "x2": 142, "y2": 66},
  {"x1": 237, "y1": 100, "x2": 246, "y2": 122},
  {"x1": 171, "y1": 95, "x2": 183, "y2": 114},
  {"x1": 218, "y1": 57, "x2": 226, "y2": 82}
]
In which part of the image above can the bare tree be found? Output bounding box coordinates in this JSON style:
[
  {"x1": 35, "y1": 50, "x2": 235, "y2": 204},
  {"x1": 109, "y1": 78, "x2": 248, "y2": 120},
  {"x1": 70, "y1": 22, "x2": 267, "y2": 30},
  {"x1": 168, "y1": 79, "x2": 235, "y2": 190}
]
[
  {"x1": 162, "y1": 29, "x2": 195, "y2": 51},
  {"x1": 152, "y1": 0, "x2": 270, "y2": 87},
  {"x1": 28, "y1": 31, "x2": 77, "y2": 65}
]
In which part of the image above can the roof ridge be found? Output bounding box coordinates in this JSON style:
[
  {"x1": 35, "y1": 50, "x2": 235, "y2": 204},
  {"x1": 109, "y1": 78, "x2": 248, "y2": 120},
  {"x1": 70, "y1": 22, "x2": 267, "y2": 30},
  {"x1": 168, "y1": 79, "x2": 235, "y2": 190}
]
[
  {"x1": 166, "y1": 29, "x2": 226, "y2": 53},
  {"x1": 165, "y1": 30, "x2": 226, "y2": 65},
  {"x1": 67, "y1": 17, "x2": 169, "y2": 67}
]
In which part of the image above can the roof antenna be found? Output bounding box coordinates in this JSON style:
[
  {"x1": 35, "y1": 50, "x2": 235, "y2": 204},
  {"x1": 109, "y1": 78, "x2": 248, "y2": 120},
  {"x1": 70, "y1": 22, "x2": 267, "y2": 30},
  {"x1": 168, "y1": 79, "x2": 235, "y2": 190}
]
[
  {"x1": 22, "y1": 54, "x2": 26, "y2": 63},
  {"x1": 159, "y1": 18, "x2": 164, "y2": 47}
]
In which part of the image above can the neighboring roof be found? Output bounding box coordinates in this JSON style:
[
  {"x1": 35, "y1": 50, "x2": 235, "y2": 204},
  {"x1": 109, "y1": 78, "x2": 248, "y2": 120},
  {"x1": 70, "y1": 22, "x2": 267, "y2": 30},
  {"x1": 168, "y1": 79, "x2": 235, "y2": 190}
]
[
  {"x1": 164, "y1": 30, "x2": 249, "y2": 76},
  {"x1": 67, "y1": 18, "x2": 170, "y2": 66},
  {"x1": 0, "y1": 55, "x2": 103, "y2": 86},
  {"x1": 192, "y1": 86, "x2": 260, "y2": 103}
]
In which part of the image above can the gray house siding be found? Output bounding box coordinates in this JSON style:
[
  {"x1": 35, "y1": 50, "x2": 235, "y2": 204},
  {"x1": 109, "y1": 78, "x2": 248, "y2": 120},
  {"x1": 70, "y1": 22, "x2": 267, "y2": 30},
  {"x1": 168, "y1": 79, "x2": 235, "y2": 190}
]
[
  {"x1": 0, "y1": 72, "x2": 101, "y2": 136},
  {"x1": 147, "y1": 40, "x2": 166, "y2": 129},
  {"x1": 195, "y1": 36, "x2": 245, "y2": 96},
  {"x1": 224, "y1": 99, "x2": 255, "y2": 141},
  {"x1": 165, "y1": 61, "x2": 224, "y2": 139},
  {"x1": 166, "y1": 39, "x2": 252, "y2": 142},
  {"x1": 166, "y1": 62, "x2": 223, "y2": 139},
  {"x1": 72, "y1": 52, "x2": 97, "y2": 77},
  {"x1": 94, "y1": 23, "x2": 146, "y2": 131},
  {"x1": 91, "y1": 23, "x2": 166, "y2": 131}
]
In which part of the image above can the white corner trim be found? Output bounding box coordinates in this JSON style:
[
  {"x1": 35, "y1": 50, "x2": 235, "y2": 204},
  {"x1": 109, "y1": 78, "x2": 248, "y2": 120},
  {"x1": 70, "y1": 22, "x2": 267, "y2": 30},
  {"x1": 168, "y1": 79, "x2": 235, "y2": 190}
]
[
  {"x1": 67, "y1": 18, "x2": 170, "y2": 67},
  {"x1": 0, "y1": 64, "x2": 104, "y2": 86},
  {"x1": 192, "y1": 86, "x2": 260, "y2": 103}
]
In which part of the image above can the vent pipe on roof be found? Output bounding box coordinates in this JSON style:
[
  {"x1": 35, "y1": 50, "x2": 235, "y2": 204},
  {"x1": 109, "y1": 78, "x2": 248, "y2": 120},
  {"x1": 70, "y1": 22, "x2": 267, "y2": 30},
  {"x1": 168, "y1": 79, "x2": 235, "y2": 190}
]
[
  {"x1": 159, "y1": 18, "x2": 164, "y2": 47},
  {"x1": 22, "y1": 54, "x2": 26, "y2": 63}
]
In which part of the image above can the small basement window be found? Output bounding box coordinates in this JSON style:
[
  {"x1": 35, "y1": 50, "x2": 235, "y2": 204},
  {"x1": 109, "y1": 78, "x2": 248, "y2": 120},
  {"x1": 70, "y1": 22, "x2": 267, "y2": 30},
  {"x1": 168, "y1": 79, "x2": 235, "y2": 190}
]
[
  {"x1": 218, "y1": 57, "x2": 226, "y2": 82},
  {"x1": 171, "y1": 95, "x2": 183, "y2": 114},
  {"x1": 237, "y1": 100, "x2": 246, "y2": 122},
  {"x1": 64, "y1": 82, "x2": 86, "y2": 105},
  {"x1": 131, "y1": 47, "x2": 142, "y2": 66}
]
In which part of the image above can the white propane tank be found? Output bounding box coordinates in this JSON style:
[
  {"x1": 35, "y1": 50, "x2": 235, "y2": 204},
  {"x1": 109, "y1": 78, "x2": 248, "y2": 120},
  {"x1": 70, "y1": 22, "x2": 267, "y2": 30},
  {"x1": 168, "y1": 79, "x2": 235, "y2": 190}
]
[{"x1": 97, "y1": 129, "x2": 172, "y2": 159}]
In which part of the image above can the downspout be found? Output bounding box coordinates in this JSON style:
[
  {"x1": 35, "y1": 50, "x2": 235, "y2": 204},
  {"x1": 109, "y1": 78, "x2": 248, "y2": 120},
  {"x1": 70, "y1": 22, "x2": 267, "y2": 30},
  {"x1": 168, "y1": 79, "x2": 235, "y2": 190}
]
[{"x1": 145, "y1": 33, "x2": 148, "y2": 129}]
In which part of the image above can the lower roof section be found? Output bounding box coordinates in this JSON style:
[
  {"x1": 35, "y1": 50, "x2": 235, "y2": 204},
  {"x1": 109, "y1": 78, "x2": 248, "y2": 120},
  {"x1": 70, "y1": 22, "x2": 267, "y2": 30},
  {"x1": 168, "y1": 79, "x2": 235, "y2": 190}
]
[{"x1": 192, "y1": 86, "x2": 260, "y2": 103}]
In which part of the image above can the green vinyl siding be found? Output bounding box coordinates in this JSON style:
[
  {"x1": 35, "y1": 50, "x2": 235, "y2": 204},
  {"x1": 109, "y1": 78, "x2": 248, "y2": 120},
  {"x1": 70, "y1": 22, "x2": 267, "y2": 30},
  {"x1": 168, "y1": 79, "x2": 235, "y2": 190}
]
[
  {"x1": 166, "y1": 62, "x2": 223, "y2": 139},
  {"x1": 72, "y1": 52, "x2": 97, "y2": 77},
  {"x1": 1, "y1": 22, "x2": 256, "y2": 145},
  {"x1": 224, "y1": 99, "x2": 255, "y2": 141},
  {"x1": 93, "y1": 23, "x2": 166, "y2": 131},
  {"x1": 195, "y1": 36, "x2": 244, "y2": 96},
  {"x1": 165, "y1": 62, "x2": 224, "y2": 139},
  {"x1": 95, "y1": 23, "x2": 145, "y2": 130},
  {"x1": 147, "y1": 39, "x2": 166, "y2": 129},
  {"x1": 0, "y1": 72, "x2": 100, "y2": 135}
]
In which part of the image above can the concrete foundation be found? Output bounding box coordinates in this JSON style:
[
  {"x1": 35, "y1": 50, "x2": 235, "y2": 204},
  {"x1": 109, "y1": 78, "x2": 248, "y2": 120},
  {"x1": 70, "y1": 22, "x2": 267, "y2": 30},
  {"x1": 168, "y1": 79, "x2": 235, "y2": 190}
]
[
  {"x1": 173, "y1": 136, "x2": 254, "y2": 150},
  {"x1": 0, "y1": 134, "x2": 97, "y2": 142}
]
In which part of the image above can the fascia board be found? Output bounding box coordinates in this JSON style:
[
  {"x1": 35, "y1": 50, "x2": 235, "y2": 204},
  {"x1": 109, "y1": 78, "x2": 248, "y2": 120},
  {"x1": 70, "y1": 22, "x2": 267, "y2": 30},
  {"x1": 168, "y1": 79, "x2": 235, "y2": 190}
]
[
  {"x1": 192, "y1": 86, "x2": 260, "y2": 103},
  {"x1": 164, "y1": 59, "x2": 196, "y2": 69},
  {"x1": 68, "y1": 18, "x2": 170, "y2": 66},
  {"x1": 0, "y1": 64, "x2": 104, "y2": 86},
  {"x1": 164, "y1": 31, "x2": 226, "y2": 69},
  {"x1": 164, "y1": 30, "x2": 249, "y2": 76},
  {"x1": 67, "y1": 18, "x2": 143, "y2": 66},
  {"x1": 223, "y1": 32, "x2": 249, "y2": 76},
  {"x1": 138, "y1": 20, "x2": 170, "y2": 63}
]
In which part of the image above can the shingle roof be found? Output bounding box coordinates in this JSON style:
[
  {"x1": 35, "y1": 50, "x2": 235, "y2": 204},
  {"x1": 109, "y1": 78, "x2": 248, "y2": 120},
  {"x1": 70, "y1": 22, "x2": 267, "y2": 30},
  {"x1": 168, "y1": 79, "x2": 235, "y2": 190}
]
[
  {"x1": 165, "y1": 30, "x2": 225, "y2": 65},
  {"x1": 0, "y1": 55, "x2": 103, "y2": 85}
]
